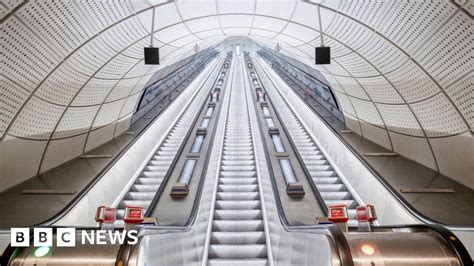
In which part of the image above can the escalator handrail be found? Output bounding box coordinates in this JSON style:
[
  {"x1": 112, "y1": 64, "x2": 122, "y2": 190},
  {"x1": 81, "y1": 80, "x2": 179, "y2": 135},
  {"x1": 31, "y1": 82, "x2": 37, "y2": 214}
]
[
  {"x1": 413, "y1": 224, "x2": 473, "y2": 265},
  {"x1": 368, "y1": 224, "x2": 473, "y2": 265},
  {"x1": 260, "y1": 50, "x2": 345, "y2": 125}
]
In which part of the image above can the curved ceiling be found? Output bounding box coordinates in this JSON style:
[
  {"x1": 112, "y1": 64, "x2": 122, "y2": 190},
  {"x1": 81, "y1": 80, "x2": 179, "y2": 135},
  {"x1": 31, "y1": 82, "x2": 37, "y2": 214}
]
[{"x1": 1, "y1": 0, "x2": 473, "y2": 190}]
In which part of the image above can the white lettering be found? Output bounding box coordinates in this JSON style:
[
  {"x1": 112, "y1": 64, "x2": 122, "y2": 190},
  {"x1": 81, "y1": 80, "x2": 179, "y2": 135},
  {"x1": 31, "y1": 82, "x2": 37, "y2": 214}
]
[
  {"x1": 11, "y1": 228, "x2": 29, "y2": 247},
  {"x1": 127, "y1": 230, "x2": 138, "y2": 245},
  {"x1": 108, "y1": 230, "x2": 126, "y2": 245},
  {"x1": 34, "y1": 228, "x2": 52, "y2": 247},
  {"x1": 96, "y1": 230, "x2": 107, "y2": 245},
  {"x1": 10, "y1": 228, "x2": 140, "y2": 247},
  {"x1": 57, "y1": 228, "x2": 76, "y2": 247},
  {"x1": 81, "y1": 230, "x2": 95, "y2": 245}
]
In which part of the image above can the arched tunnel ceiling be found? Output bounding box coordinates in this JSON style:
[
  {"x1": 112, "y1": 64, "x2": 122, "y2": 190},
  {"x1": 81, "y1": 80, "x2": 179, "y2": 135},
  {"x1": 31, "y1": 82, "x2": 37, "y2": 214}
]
[{"x1": 1, "y1": 0, "x2": 473, "y2": 190}]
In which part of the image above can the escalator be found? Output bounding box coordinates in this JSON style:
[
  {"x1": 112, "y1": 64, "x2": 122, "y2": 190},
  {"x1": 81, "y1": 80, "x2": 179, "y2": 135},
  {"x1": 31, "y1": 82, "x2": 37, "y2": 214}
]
[
  {"x1": 115, "y1": 98, "x2": 197, "y2": 224},
  {"x1": 203, "y1": 54, "x2": 471, "y2": 266},
  {"x1": 48, "y1": 54, "x2": 232, "y2": 227},
  {"x1": 244, "y1": 53, "x2": 472, "y2": 264},
  {"x1": 282, "y1": 111, "x2": 358, "y2": 226},
  {"x1": 2, "y1": 52, "x2": 472, "y2": 266},
  {"x1": 244, "y1": 53, "x2": 359, "y2": 226},
  {"x1": 206, "y1": 56, "x2": 268, "y2": 265}
]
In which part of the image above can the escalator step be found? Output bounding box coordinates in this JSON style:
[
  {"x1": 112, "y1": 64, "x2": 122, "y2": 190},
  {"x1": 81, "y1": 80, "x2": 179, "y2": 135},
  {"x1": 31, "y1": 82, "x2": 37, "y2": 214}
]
[
  {"x1": 219, "y1": 178, "x2": 257, "y2": 185},
  {"x1": 215, "y1": 200, "x2": 261, "y2": 210},
  {"x1": 218, "y1": 185, "x2": 259, "y2": 192},
  {"x1": 208, "y1": 244, "x2": 267, "y2": 259},
  {"x1": 126, "y1": 192, "x2": 156, "y2": 200},
  {"x1": 214, "y1": 210, "x2": 262, "y2": 220},
  {"x1": 325, "y1": 200, "x2": 357, "y2": 208},
  {"x1": 316, "y1": 184, "x2": 346, "y2": 192},
  {"x1": 320, "y1": 191, "x2": 351, "y2": 200},
  {"x1": 211, "y1": 232, "x2": 265, "y2": 244},
  {"x1": 217, "y1": 192, "x2": 260, "y2": 201}
]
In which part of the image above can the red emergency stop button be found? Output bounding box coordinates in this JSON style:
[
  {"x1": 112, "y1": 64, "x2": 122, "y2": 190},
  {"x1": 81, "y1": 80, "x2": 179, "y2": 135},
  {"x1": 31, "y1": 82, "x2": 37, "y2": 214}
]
[
  {"x1": 124, "y1": 206, "x2": 144, "y2": 223},
  {"x1": 328, "y1": 205, "x2": 349, "y2": 223}
]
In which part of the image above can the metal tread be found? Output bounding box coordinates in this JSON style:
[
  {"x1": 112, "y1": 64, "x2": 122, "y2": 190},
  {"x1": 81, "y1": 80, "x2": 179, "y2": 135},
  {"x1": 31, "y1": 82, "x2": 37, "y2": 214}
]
[{"x1": 207, "y1": 59, "x2": 268, "y2": 264}]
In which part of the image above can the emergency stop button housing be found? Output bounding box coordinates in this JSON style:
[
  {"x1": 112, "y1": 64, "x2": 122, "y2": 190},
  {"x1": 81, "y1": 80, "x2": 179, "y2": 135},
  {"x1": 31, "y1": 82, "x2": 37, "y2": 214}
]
[
  {"x1": 95, "y1": 206, "x2": 116, "y2": 224},
  {"x1": 124, "y1": 206, "x2": 144, "y2": 224},
  {"x1": 328, "y1": 205, "x2": 349, "y2": 223},
  {"x1": 356, "y1": 205, "x2": 377, "y2": 232},
  {"x1": 328, "y1": 205, "x2": 349, "y2": 232},
  {"x1": 356, "y1": 205, "x2": 377, "y2": 222}
]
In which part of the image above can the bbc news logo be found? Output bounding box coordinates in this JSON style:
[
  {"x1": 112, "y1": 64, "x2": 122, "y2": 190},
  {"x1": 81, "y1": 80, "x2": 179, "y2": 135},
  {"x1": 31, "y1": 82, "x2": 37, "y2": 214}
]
[{"x1": 11, "y1": 228, "x2": 138, "y2": 247}]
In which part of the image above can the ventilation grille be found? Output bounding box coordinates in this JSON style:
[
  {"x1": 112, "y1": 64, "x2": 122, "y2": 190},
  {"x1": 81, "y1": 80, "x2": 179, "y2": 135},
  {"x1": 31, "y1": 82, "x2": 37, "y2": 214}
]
[
  {"x1": 72, "y1": 78, "x2": 118, "y2": 106},
  {"x1": 466, "y1": 1, "x2": 474, "y2": 16},
  {"x1": 78, "y1": 1, "x2": 134, "y2": 31},
  {"x1": 413, "y1": 11, "x2": 472, "y2": 88},
  {"x1": 320, "y1": 58, "x2": 350, "y2": 76},
  {"x1": 122, "y1": 39, "x2": 150, "y2": 59},
  {"x1": 67, "y1": 37, "x2": 116, "y2": 76},
  {"x1": 131, "y1": 74, "x2": 154, "y2": 95},
  {"x1": 334, "y1": 53, "x2": 378, "y2": 77},
  {"x1": 2, "y1": 0, "x2": 24, "y2": 11},
  {"x1": 16, "y1": 1, "x2": 95, "y2": 57},
  {"x1": 323, "y1": 38, "x2": 352, "y2": 58},
  {"x1": 100, "y1": 18, "x2": 148, "y2": 53},
  {"x1": 2, "y1": 17, "x2": 60, "y2": 91},
  {"x1": 120, "y1": 94, "x2": 141, "y2": 118},
  {"x1": 385, "y1": 60, "x2": 440, "y2": 103},
  {"x1": 356, "y1": 76, "x2": 403, "y2": 104},
  {"x1": 106, "y1": 78, "x2": 141, "y2": 103},
  {"x1": 325, "y1": 15, "x2": 373, "y2": 51},
  {"x1": 323, "y1": 74, "x2": 346, "y2": 93},
  {"x1": 333, "y1": 91, "x2": 357, "y2": 117},
  {"x1": 351, "y1": 98, "x2": 384, "y2": 127},
  {"x1": 53, "y1": 106, "x2": 100, "y2": 139},
  {"x1": 356, "y1": 33, "x2": 408, "y2": 74},
  {"x1": 36, "y1": 64, "x2": 90, "y2": 105},
  {"x1": 9, "y1": 97, "x2": 65, "y2": 139},
  {"x1": 378, "y1": 0, "x2": 456, "y2": 54},
  {"x1": 124, "y1": 63, "x2": 154, "y2": 79},
  {"x1": 92, "y1": 99, "x2": 126, "y2": 129},
  {"x1": 0, "y1": 5, "x2": 9, "y2": 20},
  {"x1": 96, "y1": 54, "x2": 140, "y2": 79},
  {"x1": 445, "y1": 72, "x2": 474, "y2": 129},
  {"x1": 376, "y1": 104, "x2": 423, "y2": 136},
  {"x1": 411, "y1": 94, "x2": 468, "y2": 137},
  {"x1": 339, "y1": 0, "x2": 392, "y2": 29},
  {"x1": 1, "y1": 78, "x2": 30, "y2": 137},
  {"x1": 334, "y1": 76, "x2": 370, "y2": 100}
]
